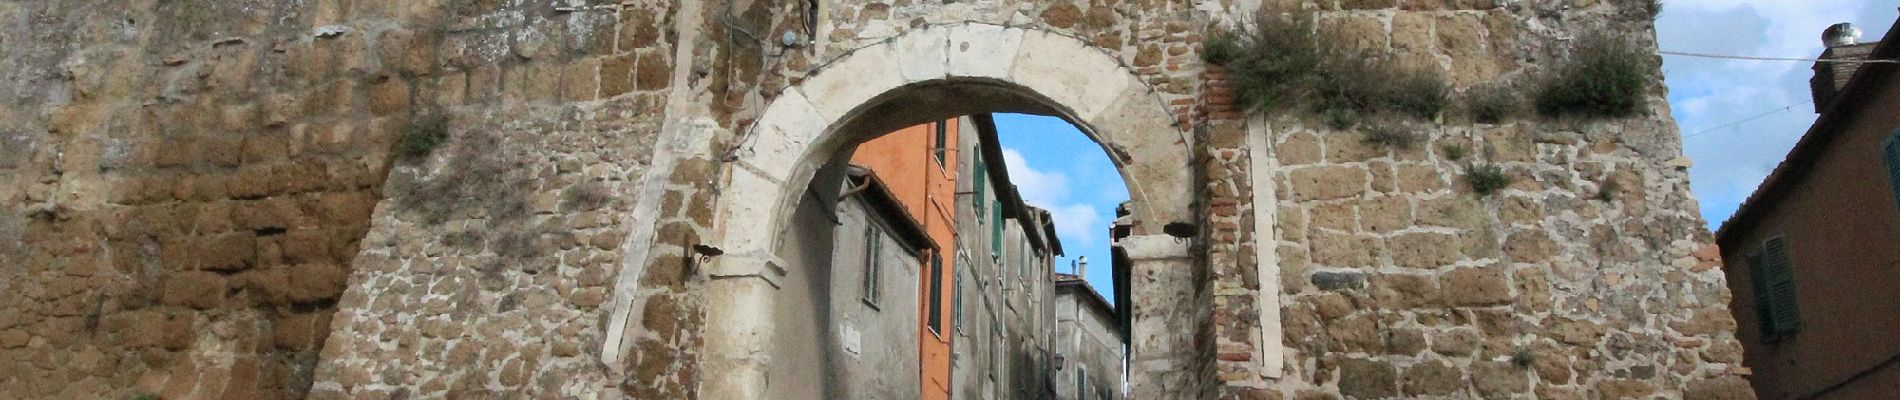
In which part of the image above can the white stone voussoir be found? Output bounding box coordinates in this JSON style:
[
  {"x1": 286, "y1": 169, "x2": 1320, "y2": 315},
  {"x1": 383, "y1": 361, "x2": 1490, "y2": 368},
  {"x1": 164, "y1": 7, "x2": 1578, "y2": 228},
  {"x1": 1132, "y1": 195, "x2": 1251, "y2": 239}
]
[
  {"x1": 891, "y1": 25, "x2": 950, "y2": 84},
  {"x1": 800, "y1": 44, "x2": 907, "y2": 123},
  {"x1": 1009, "y1": 29, "x2": 1130, "y2": 121},
  {"x1": 945, "y1": 23, "x2": 1023, "y2": 80}
]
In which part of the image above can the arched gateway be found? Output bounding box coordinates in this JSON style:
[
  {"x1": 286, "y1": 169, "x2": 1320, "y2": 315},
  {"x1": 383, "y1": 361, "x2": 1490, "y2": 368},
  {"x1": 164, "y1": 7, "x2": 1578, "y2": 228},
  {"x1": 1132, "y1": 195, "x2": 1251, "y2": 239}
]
[{"x1": 684, "y1": 23, "x2": 1204, "y2": 398}]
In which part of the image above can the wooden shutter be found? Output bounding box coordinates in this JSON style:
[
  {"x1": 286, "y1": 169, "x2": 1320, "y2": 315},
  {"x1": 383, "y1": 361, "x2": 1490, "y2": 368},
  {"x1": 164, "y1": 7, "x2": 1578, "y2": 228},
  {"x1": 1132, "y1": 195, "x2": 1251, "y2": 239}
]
[
  {"x1": 1747, "y1": 254, "x2": 1774, "y2": 338},
  {"x1": 928, "y1": 253, "x2": 943, "y2": 333},
  {"x1": 1762, "y1": 237, "x2": 1801, "y2": 338},
  {"x1": 991, "y1": 204, "x2": 1004, "y2": 258},
  {"x1": 864, "y1": 225, "x2": 882, "y2": 304},
  {"x1": 1885, "y1": 134, "x2": 1900, "y2": 212},
  {"x1": 975, "y1": 157, "x2": 987, "y2": 215}
]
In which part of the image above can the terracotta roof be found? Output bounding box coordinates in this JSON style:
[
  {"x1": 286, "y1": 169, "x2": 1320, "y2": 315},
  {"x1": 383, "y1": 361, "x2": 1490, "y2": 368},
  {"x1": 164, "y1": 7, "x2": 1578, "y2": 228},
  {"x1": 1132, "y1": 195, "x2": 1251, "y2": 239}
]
[
  {"x1": 844, "y1": 165, "x2": 939, "y2": 253},
  {"x1": 1717, "y1": 16, "x2": 1900, "y2": 241}
]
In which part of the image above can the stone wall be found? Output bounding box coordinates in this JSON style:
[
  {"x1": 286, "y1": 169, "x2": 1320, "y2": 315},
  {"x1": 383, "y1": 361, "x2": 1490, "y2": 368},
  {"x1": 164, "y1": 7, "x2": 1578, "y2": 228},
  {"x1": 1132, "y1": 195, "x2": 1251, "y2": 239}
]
[
  {"x1": 0, "y1": 0, "x2": 1754, "y2": 398},
  {"x1": 1200, "y1": 1, "x2": 1754, "y2": 398},
  {"x1": 0, "y1": 0, "x2": 680, "y2": 398}
]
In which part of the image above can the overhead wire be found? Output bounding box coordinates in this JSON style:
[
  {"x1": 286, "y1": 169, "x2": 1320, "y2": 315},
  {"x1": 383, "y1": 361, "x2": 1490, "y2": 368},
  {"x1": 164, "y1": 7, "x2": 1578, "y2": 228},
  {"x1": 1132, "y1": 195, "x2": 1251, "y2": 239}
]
[
  {"x1": 1658, "y1": 50, "x2": 1899, "y2": 65},
  {"x1": 1683, "y1": 100, "x2": 1813, "y2": 139}
]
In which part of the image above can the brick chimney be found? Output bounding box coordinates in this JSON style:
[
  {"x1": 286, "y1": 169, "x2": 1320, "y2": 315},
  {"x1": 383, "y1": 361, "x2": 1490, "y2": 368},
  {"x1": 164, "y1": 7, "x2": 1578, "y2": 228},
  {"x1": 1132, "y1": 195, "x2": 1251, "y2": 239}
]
[{"x1": 1812, "y1": 23, "x2": 1879, "y2": 112}]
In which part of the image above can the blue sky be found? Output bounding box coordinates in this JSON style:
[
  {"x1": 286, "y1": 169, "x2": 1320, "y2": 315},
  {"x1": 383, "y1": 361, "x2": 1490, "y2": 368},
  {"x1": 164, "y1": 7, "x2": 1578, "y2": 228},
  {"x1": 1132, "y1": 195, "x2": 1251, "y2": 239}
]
[
  {"x1": 1661, "y1": 0, "x2": 1894, "y2": 229},
  {"x1": 995, "y1": 2, "x2": 1900, "y2": 304},
  {"x1": 993, "y1": 113, "x2": 1129, "y2": 304}
]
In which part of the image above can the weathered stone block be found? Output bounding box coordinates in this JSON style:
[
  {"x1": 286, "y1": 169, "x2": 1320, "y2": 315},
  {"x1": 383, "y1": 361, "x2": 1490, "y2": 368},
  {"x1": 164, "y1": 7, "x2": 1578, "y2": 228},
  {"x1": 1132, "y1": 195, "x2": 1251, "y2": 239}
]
[
  {"x1": 1311, "y1": 232, "x2": 1378, "y2": 268},
  {"x1": 159, "y1": 271, "x2": 225, "y2": 309},
  {"x1": 1370, "y1": 273, "x2": 1438, "y2": 309},
  {"x1": 1311, "y1": 271, "x2": 1367, "y2": 291},
  {"x1": 1387, "y1": 232, "x2": 1459, "y2": 269},
  {"x1": 1290, "y1": 166, "x2": 1368, "y2": 201},
  {"x1": 1338, "y1": 358, "x2": 1398, "y2": 399},
  {"x1": 1401, "y1": 359, "x2": 1462, "y2": 396},
  {"x1": 1469, "y1": 360, "x2": 1528, "y2": 398},
  {"x1": 1277, "y1": 132, "x2": 1322, "y2": 165},
  {"x1": 1391, "y1": 13, "x2": 1433, "y2": 52},
  {"x1": 1441, "y1": 266, "x2": 1509, "y2": 306}
]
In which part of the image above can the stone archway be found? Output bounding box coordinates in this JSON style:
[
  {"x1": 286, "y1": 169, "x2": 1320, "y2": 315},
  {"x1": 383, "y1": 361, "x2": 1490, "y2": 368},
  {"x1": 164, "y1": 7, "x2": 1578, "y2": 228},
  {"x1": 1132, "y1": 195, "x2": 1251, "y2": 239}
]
[{"x1": 681, "y1": 22, "x2": 1202, "y2": 398}]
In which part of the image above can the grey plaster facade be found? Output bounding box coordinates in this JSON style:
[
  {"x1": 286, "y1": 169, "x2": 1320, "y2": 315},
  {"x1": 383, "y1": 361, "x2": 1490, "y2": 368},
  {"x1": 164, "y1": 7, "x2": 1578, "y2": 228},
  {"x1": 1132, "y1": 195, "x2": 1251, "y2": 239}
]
[
  {"x1": 772, "y1": 165, "x2": 928, "y2": 400},
  {"x1": 1054, "y1": 274, "x2": 1126, "y2": 400},
  {"x1": 949, "y1": 114, "x2": 1063, "y2": 399}
]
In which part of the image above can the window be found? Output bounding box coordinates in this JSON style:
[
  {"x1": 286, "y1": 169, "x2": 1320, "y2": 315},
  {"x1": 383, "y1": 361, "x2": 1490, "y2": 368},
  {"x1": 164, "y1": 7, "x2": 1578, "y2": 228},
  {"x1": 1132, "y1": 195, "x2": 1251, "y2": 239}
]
[
  {"x1": 991, "y1": 205, "x2": 1004, "y2": 259},
  {"x1": 995, "y1": 333, "x2": 1010, "y2": 398},
  {"x1": 1883, "y1": 131, "x2": 1900, "y2": 213},
  {"x1": 862, "y1": 225, "x2": 883, "y2": 306},
  {"x1": 928, "y1": 253, "x2": 944, "y2": 334},
  {"x1": 1020, "y1": 241, "x2": 1031, "y2": 282},
  {"x1": 1077, "y1": 367, "x2": 1089, "y2": 399},
  {"x1": 1749, "y1": 237, "x2": 1800, "y2": 341},
  {"x1": 933, "y1": 120, "x2": 949, "y2": 168},
  {"x1": 974, "y1": 154, "x2": 987, "y2": 216}
]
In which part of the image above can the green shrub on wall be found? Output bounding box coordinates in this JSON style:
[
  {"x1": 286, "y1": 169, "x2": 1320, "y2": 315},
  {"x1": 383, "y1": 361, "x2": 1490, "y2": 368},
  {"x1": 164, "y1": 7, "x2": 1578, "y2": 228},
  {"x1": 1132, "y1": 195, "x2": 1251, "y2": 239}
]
[
  {"x1": 1465, "y1": 84, "x2": 1522, "y2": 124},
  {"x1": 1465, "y1": 163, "x2": 1512, "y2": 196},
  {"x1": 1205, "y1": 14, "x2": 1447, "y2": 122},
  {"x1": 1534, "y1": 34, "x2": 1649, "y2": 118},
  {"x1": 397, "y1": 114, "x2": 450, "y2": 159},
  {"x1": 1363, "y1": 124, "x2": 1422, "y2": 150}
]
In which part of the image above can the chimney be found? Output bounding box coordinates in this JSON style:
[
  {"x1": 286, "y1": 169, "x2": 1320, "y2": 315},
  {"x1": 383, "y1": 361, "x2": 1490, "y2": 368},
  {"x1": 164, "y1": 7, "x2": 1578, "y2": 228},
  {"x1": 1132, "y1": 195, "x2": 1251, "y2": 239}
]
[
  {"x1": 1811, "y1": 22, "x2": 1878, "y2": 112},
  {"x1": 1074, "y1": 256, "x2": 1088, "y2": 277}
]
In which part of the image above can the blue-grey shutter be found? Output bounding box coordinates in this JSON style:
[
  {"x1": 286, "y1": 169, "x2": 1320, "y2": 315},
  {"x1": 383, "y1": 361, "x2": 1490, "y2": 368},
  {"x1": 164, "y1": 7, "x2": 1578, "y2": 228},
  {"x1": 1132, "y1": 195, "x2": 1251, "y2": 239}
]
[
  {"x1": 1762, "y1": 237, "x2": 1800, "y2": 338},
  {"x1": 1747, "y1": 254, "x2": 1774, "y2": 338},
  {"x1": 1884, "y1": 134, "x2": 1900, "y2": 212}
]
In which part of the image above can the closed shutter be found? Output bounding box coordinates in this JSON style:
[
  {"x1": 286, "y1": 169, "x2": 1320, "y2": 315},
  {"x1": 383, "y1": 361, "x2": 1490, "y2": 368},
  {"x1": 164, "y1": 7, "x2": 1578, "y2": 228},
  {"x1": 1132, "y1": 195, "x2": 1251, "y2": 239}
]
[
  {"x1": 992, "y1": 204, "x2": 1004, "y2": 258},
  {"x1": 1762, "y1": 237, "x2": 1800, "y2": 338},
  {"x1": 928, "y1": 253, "x2": 943, "y2": 333},
  {"x1": 975, "y1": 157, "x2": 987, "y2": 216},
  {"x1": 954, "y1": 265, "x2": 965, "y2": 333},
  {"x1": 1746, "y1": 254, "x2": 1774, "y2": 338},
  {"x1": 1885, "y1": 134, "x2": 1900, "y2": 212}
]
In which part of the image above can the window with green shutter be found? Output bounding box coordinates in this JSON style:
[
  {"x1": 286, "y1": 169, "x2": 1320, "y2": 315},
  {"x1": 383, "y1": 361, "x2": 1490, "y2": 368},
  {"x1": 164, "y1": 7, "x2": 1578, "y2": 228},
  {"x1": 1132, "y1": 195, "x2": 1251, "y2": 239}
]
[
  {"x1": 1750, "y1": 237, "x2": 1801, "y2": 341},
  {"x1": 974, "y1": 153, "x2": 987, "y2": 217},
  {"x1": 991, "y1": 204, "x2": 1004, "y2": 259},
  {"x1": 1883, "y1": 132, "x2": 1900, "y2": 213}
]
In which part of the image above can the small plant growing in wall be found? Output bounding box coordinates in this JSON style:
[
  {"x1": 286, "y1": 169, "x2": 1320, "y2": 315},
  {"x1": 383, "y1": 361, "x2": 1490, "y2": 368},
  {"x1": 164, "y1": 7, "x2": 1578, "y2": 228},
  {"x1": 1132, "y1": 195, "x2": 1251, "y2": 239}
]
[
  {"x1": 1534, "y1": 34, "x2": 1649, "y2": 118},
  {"x1": 1512, "y1": 347, "x2": 1536, "y2": 368},
  {"x1": 396, "y1": 114, "x2": 450, "y2": 159},
  {"x1": 1440, "y1": 144, "x2": 1468, "y2": 161},
  {"x1": 1465, "y1": 162, "x2": 1512, "y2": 196},
  {"x1": 1465, "y1": 84, "x2": 1523, "y2": 124},
  {"x1": 1596, "y1": 179, "x2": 1621, "y2": 202},
  {"x1": 1205, "y1": 14, "x2": 1323, "y2": 113},
  {"x1": 1204, "y1": 13, "x2": 1448, "y2": 121},
  {"x1": 1363, "y1": 124, "x2": 1421, "y2": 150}
]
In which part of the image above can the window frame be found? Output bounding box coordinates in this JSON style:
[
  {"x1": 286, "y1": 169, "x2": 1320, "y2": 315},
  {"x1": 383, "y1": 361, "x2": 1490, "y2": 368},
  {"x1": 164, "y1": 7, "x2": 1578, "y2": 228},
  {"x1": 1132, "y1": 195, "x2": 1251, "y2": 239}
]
[
  {"x1": 1882, "y1": 129, "x2": 1900, "y2": 214},
  {"x1": 933, "y1": 120, "x2": 950, "y2": 170},
  {"x1": 927, "y1": 252, "x2": 944, "y2": 335},
  {"x1": 861, "y1": 224, "x2": 883, "y2": 308},
  {"x1": 1750, "y1": 235, "x2": 1801, "y2": 342}
]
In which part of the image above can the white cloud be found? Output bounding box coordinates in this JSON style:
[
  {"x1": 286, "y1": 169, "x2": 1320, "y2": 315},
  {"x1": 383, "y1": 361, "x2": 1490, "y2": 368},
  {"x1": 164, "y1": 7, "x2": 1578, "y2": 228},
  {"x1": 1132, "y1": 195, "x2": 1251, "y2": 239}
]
[
  {"x1": 1661, "y1": 1, "x2": 1894, "y2": 226},
  {"x1": 1002, "y1": 148, "x2": 1103, "y2": 246}
]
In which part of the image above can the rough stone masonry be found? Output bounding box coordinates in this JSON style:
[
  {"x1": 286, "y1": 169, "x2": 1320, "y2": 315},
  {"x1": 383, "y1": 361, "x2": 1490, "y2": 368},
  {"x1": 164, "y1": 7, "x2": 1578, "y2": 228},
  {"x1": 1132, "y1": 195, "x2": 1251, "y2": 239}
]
[{"x1": 0, "y1": 0, "x2": 1752, "y2": 399}]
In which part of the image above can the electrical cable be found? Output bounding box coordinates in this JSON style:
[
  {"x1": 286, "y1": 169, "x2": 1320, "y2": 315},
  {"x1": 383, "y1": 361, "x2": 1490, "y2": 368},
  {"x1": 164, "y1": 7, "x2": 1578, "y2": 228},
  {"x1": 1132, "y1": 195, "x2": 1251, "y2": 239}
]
[
  {"x1": 1659, "y1": 50, "x2": 1899, "y2": 64},
  {"x1": 1683, "y1": 100, "x2": 1813, "y2": 139}
]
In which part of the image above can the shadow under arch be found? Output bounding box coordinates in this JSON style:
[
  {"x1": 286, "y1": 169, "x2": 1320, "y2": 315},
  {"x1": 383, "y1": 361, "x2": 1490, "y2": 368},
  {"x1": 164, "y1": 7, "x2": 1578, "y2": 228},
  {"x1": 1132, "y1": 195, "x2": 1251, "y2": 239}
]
[{"x1": 670, "y1": 22, "x2": 1208, "y2": 399}]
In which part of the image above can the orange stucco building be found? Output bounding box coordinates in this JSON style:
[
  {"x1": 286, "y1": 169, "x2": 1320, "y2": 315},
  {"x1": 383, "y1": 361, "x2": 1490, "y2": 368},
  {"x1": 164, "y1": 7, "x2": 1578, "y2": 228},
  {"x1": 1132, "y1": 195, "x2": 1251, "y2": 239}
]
[{"x1": 852, "y1": 119, "x2": 961, "y2": 400}]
